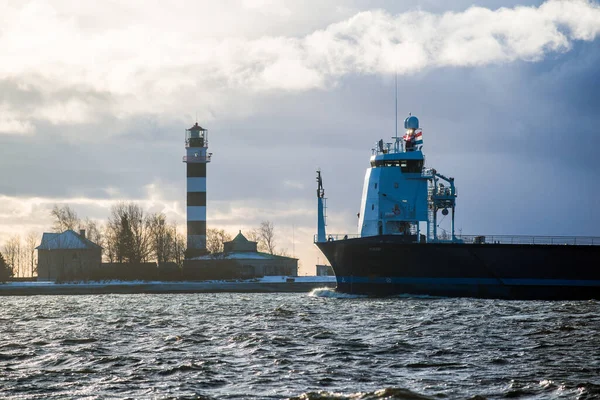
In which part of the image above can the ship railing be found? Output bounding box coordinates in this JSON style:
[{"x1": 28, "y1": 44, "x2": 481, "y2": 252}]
[
  {"x1": 314, "y1": 234, "x2": 361, "y2": 242},
  {"x1": 372, "y1": 139, "x2": 406, "y2": 155},
  {"x1": 314, "y1": 234, "x2": 600, "y2": 245},
  {"x1": 457, "y1": 234, "x2": 600, "y2": 246}
]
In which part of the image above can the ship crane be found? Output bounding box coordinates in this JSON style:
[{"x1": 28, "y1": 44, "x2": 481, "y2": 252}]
[{"x1": 427, "y1": 170, "x2": 458, "y2": 242}]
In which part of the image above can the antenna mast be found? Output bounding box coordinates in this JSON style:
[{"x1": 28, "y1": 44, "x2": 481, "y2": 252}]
[{"x1": 395, "y1": 72, "x2": 398, "y2": 140}]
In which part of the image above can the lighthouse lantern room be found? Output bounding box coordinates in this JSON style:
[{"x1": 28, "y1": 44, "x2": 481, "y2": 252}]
[{"x1": 183, "y1": 122, "x2": 211, "y2": 258}]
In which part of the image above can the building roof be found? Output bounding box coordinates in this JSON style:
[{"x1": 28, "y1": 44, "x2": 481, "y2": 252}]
[
  {"x1": 231, "y1": 231, "x2": 249, "y2": 243},
  {"x1": 188, "y1": 122, "x2": 206, "y2": 131},
  {"x1": 223, "y1": 231, "x2": 258, "y2": 253},
  {"x1": 36, "y1": 230, "x2": 102, "y2": 250}
]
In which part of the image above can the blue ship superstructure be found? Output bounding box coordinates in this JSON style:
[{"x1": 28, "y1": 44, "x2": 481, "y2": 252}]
[
  {"x1": 317, "y1": 114, "x2": 459, "y2": 244},
  {"x1": 357, "y1": 115, "x2": 457, "y2": 243},
  {"x1": 315, "y1": 114, "x2": 600, "y2": 300}
]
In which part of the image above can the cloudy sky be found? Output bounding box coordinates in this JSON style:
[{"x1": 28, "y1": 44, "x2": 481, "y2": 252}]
[{"x1": 1, "y1": 0, "x2": 599, "y2": 275}]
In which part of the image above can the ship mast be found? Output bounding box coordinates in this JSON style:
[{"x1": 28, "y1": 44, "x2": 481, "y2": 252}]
[{"x1": 316, "y1": 170, "x2": 327, "y2": 243}]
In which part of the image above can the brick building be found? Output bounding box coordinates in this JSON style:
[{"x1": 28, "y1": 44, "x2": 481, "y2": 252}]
[{"x1": 36, "y1": 230, "x2": 102, "y2": 281}]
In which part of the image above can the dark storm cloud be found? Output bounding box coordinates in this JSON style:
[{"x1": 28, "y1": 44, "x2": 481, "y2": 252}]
[{"x1": 527, "y1": 40, "x2": 600, "y2": 119}]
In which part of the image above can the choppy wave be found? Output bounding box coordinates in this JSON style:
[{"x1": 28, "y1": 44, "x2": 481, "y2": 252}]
[
  {"x1": 309, "y1": 287, "x2": 368, "y2": 298},
  {"x1": 288, "y1": 387, "x2": 436, "y2": 400},
  {"x1": 0, "y1": 294, "x2": 598, "y2": 399},
  {"x1": 309, "y1": 288, "x2": 444, "y2": 300}
]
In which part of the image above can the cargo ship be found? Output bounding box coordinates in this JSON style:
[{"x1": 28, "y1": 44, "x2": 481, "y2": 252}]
[{"x1": 314, "y1": 115, "x2": 600, "y2": 300}]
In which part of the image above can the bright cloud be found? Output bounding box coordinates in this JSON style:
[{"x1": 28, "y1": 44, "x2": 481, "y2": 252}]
[
  {"x1": 0, "y1": 106, "x2": 35, "y2": 135},
  {"x1": 0, "y1": 0, "x2": 599, "y2": 127}
]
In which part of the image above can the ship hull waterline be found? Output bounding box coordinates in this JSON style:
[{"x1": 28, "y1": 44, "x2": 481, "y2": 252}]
[{"x1": 316, "y1": 235, "x2": 600, "y2": 300}]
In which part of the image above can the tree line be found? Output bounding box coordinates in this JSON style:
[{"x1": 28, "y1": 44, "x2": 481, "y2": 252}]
[
  {"x1": 0, "y1": 232, "x2": 38, "y2": 279},
  {"x1": 206, "y1": 221, "x2": 289, "y2": 257},
  {"x1": 50, "y1": 203, "x2": 186, "y2": 265},
  {"x1": 0, "y1": 252, "x2": 12, "y2": 282},
  {"x1": 0, "y1": 202, "x2": 286, "y2": 279}
]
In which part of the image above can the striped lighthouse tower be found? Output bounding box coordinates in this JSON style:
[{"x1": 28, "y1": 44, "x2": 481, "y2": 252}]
[{"x1": 183, "y1": 122, "x2": 211, "y2": 258}]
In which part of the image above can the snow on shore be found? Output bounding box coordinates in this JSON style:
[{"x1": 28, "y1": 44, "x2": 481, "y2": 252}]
[
  {"x1": 2, "y1": 275, "x2": 335, "y2": 287},
  {"x1": 0, "y1": 276, "x2": 337, "y2": 295}
]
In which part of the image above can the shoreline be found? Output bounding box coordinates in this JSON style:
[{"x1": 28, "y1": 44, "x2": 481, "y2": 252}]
[{"x1": 0, "y1": 277, "x2": 337, "y2": 296}]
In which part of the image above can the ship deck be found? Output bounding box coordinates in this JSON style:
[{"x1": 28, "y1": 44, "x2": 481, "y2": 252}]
[{"x1": 316, "y1": 234, "x2": 600, "y2": 246}]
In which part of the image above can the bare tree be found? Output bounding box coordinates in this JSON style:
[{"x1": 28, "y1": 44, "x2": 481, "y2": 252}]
[
  {"x1": 174, "y1": 231, "x2": 186, "y2": 267},
  {"x1": 206, "y1": 228, "x2": 232, "y2": 254},
  {"x1": 258, "y1": 220, "x2": 277, "y2": 255},
  {"x1": 148, "y1": 212, "x2": 167, "y2": 263},
  {"x1": 247, "y1": 221, "x2": 289, "y2": 256},
  {"x1": 2, "y1": 235, "x2": 20, "y2": 277},
  {"x1": 106, "y1": 202, "x2": 151, "y2": 263},
  {"x1": 18, "y1": 237, "x2": 26, "y2": 278},
  {"x1": 103, "y1": 220, "x2": 118, "y2": 263},
  {"x1": 50, "y1": 205, "x2": 79, "y2": 232},
  {"x1": 82, "y1": 218, "x2": 103, "y2": 246},
  {"x1": 148, "y1": 212, "x2": 178, "y2": 263},
  {"x1": 25, "y1": 232, "x2": 39, "y2": 277},
  {"x1": 245, "y1": 228, "x2": 266, "y2": 252},
  {"x1": 0, "y1": 252, "x2": 12, "y2": 282},
  {"x1": 277, "y1": 248, "x2": 291, "y2": 257}
]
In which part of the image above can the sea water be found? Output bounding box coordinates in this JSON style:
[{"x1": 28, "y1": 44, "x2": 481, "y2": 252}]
[{"x1": 1, "y1": 290, "x2": 599, "y2": 399}]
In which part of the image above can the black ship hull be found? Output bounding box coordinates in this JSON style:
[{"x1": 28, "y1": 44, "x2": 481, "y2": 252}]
[{"x1": 316, "y1": 235, "x2": 600, "y2": 300}]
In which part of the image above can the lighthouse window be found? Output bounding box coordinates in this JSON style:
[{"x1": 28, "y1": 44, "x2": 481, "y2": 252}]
[
  {"x1": 394, "y1": 183, "x2": 399, "y2": 189},
  {"x1": 372, "y1": 204, "x2": 374, "y2": 210},
  {"x1": 374, "y1": 183, "x2": 378, "y2": 189}
]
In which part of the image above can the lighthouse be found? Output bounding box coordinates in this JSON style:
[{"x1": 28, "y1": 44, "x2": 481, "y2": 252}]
[{"x1": 183, "y1": 122, "x2": 211, "y2": 258}]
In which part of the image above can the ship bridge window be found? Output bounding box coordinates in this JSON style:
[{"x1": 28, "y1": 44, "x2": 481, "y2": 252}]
[
  {"x1": 371, "y1": 159, "x2": 423, "y2": 172},
  {"x1": 371, "y1": 160, "x2": 401, "y2": 167},
  {"x1": 401, "y1": 160, "x2": 424, "y2": 173}
]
